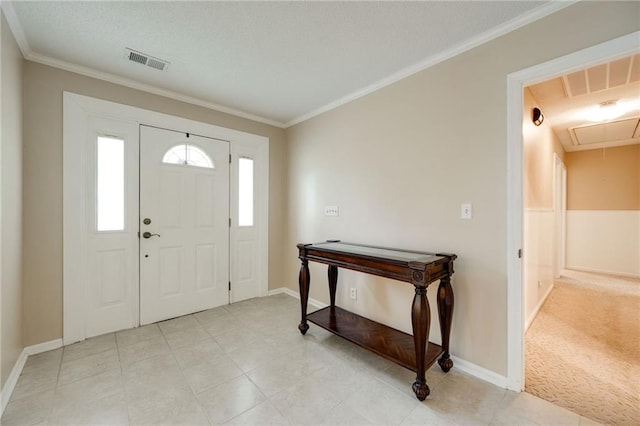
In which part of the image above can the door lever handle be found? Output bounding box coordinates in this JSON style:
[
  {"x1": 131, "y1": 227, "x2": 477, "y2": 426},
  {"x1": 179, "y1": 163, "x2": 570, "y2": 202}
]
[{"x1": 142, "y1": 232, "x2": 161, "y2": 239}]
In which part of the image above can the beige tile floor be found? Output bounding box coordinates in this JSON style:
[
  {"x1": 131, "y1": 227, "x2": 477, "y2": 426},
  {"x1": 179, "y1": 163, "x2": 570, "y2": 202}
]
[{"x1": 2, "y1": 294, "x2": 599, "y2": 425}]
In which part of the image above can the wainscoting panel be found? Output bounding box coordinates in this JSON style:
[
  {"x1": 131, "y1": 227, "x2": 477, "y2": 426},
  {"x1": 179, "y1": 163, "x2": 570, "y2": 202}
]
[{"x1": 566, "y1": 210, "x2": 640, "y2": 277}]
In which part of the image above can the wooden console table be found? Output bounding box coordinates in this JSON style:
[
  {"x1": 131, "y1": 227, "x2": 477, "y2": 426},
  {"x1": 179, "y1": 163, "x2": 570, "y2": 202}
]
[{"x1": 297, "y1": 241, "x2": 456, "y2": 400}]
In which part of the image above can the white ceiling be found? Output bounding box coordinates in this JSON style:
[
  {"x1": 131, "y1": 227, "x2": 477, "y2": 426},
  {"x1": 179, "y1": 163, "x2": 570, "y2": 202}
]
[
  {"x1": 529, "y1": 54, "x2": 640, "y2": 152},
  {"x1": 3, "y1": 0, "x2": 566, "y2": 127}
]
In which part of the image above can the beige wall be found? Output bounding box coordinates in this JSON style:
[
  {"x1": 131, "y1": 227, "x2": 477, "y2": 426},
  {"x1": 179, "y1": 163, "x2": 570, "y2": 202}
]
[
  {"x1": 522, "y1": 87, "x2": 565, "y2": 325},
  {"x1": 22, "y1": 62, "x2": 286, "y2": 346},
  {"x1": 565, "y1": 144, "x2": 640, "y2": 276},
  {"x1": 285, "y1": 1, "x2": 640, "y2": 376},
  {"x1": 523, "y1": 88, "x2": 565, "y2": 210},
  {"x1": 566, "y1": 144, "x2": 640, "y2": 210},
  {"x1": 1, "y1": 11, "x2": 24, "y2": 387}
]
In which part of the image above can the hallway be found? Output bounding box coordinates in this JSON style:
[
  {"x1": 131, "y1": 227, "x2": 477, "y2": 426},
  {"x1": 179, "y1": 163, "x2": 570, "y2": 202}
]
[{"x1": 525, "y1": 270, "x2": 640, "y2": 425}]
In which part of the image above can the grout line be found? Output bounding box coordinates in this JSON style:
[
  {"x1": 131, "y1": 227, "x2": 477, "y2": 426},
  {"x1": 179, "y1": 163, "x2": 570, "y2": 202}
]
[{"x1": 113, "y1": 329, "x2": 131, "y2": 426}]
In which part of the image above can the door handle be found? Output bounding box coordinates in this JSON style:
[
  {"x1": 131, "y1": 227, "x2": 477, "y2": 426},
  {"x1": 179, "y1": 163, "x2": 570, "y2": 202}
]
[{"x1": 142, "y1": 232, "x2": 161, "y2": 239}]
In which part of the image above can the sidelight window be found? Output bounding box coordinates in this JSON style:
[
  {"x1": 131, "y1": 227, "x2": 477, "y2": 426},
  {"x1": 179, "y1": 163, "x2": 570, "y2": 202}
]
[
  {"x1": 238, "y1": 157, "x2": 254, "y2": 227},
  {"x1": 96, "y1": 136, "x2": 125, "y2": 231}
]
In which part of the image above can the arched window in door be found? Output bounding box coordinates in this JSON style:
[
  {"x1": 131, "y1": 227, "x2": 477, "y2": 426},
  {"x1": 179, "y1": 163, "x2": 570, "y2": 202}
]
[{"x1": 162, "y1": 144, "x2": 214, "y2": 168}]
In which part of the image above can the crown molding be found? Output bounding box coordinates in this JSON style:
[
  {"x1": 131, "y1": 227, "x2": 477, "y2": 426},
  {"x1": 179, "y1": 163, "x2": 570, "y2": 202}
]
[
  {"x1": 26, "y1": 52, "x2": 286, "y2": 128},
  {"x1": 1, "y1": 1, "x2": 285, "y2": 128},
  {"x1": 284, "y1": 0, "x2": 578, "y2": 128},
  {"x1": 1, "y1": 1, "x2": 31, "y2": 56},
  {"x1": 3, "y1": 0, "x2": 577, "y2": 130}
]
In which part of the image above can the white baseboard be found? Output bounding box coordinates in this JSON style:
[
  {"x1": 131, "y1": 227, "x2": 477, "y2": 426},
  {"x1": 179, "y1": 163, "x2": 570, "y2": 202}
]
[
  {"x1": 450, "y1": 355, "x2": 508, "y2": 389},
  {"x1": 268, "y1": 287, "x2": 328, "y2": 309},
  {"x1": 565, "y1": 266, "x2": 640, "y2": 279},
  {"x1": 269, "y1": 287, "x2": 508, "y2": 389},
  {"x1": 525, "y1": 283, "x2": 554, "y2": 332},
  {"x1": 24, "y1": 338, "x2": 63, "y2": 356},
  {"x1": 0, "y1": 338, "x2": 63, "y2": 416},
  {"x1": 1, "y1": 350, "x2": 27, "y2": 415}
]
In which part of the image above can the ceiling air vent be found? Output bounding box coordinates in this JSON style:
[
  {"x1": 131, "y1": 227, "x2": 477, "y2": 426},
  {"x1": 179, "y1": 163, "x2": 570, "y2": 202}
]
[
  {"x1": 562, "y1": 54, "x2": 640, "y2": 97},
  {"x1": 125, "y1": 48, "x2": 169, "y2": 72}
]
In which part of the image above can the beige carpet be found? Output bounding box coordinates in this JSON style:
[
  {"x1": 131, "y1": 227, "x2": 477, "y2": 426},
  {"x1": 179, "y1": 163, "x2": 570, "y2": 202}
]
[{"x1": 525, "y1": 270, "x2": 640, "y2": 426}]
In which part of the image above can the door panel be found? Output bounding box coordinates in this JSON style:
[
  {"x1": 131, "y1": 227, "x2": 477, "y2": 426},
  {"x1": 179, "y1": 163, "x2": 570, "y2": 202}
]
[
  {"x1": 140, "y1": 125, "x2": 230, "y2": 325},
  {"x1": 96, "y1": 249, "x2": 127, "y2": 305}
]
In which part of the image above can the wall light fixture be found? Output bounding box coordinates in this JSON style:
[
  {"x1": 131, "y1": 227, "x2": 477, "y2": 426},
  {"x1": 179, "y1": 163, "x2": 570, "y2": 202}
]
[{"x1": 532, "y1": 107, "x2": 544, "y2": 126}]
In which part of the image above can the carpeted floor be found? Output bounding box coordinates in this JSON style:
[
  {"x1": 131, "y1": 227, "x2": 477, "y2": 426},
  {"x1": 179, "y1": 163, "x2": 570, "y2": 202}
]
[{"x1": 525, "y1": 270, "x2": 640, "y2": 426}]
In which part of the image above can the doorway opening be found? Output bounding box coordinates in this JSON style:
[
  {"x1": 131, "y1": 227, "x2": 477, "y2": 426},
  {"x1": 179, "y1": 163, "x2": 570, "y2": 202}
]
[
  {"x1": 506, "y1": 31, "x2": 639, "y2": 391},
  {"x1": 508, "y1": 31, "x2": 640, "y2": 424},
  {"x1": 521, "y1": 54, "x2": 640, "y2": 423}
]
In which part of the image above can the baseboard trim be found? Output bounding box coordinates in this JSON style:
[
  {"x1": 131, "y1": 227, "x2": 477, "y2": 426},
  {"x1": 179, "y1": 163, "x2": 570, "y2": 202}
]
[
  {"x1": 0, "y1": 338, "x2": 63, "y2": 416},
  {"x1": 525, "y1": 283, "x2": 554, "y2": 332},
  {"x1": 0, "y1": 350, "x2": 27, "y2": 415},
  {"x1": 268, "y1": 287, "x2": 328, "y2": 309},
  {"x1": 564, "y1": 266, "x2": 640, "y2": 279},
  {"x1": 451, "y1": 355, "x2": 508, "y2": 389},
  {"x1": 269, "y1": 287, "x2": 508, "y2": 388},
  {"x1": 24, "y1": 338, "x2": 63, "y2": 356}
]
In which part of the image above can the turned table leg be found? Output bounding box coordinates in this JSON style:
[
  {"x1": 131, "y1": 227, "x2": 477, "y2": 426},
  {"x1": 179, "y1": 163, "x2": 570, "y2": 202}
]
[
  {"x1": 328, "y1": 265, "x2": 338, "y2": 308},
  {"x1": 437, "y1": 276, "x2": 454, "y2": 371},
  {"x1": 298, "y1": 259, "x2": 310, "y2": 335},
  {"x1": 411, "y1": 286, "x2": 431, "y2": 401}
]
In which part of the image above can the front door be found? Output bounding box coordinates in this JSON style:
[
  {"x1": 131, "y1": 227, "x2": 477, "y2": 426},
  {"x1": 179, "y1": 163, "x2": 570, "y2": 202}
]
[{"x1": 139, "y1": 125, "x2": 230, "y2": 325}]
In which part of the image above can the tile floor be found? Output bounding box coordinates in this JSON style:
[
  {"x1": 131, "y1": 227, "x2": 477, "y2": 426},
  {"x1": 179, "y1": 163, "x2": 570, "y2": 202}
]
[{"x1": 2, "y1": 294, "x2": 599, "y2": 425}]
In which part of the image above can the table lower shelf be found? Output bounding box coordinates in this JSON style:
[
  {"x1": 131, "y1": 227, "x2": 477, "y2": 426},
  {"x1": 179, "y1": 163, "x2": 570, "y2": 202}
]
[{"x1": 306, "y1": 306, "x2": 443, "y2": 372}]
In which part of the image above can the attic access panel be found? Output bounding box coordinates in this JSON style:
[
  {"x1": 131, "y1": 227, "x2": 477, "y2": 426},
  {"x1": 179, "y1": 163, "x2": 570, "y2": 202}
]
[{"x1": 571, "y1": 117, "x2": 640, "y2": 146}]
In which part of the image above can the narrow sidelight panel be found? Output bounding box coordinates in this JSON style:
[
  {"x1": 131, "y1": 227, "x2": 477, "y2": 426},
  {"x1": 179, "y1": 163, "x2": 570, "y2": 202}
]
[
  {"x1": 238, "y1": 157, "x2": 254, "y2": 227},
  {"x1": 96, "y1": 136, "x2": 125, "y2": 231}
]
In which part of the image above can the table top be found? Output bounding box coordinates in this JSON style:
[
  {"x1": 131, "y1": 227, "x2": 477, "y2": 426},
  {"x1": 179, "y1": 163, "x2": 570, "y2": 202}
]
[
  {"x1": 299, "y1": 241, "x2": 455, "y2": 285},
  {"x1": 301, "y1": 241, "x2": 447, "y2": 264}
]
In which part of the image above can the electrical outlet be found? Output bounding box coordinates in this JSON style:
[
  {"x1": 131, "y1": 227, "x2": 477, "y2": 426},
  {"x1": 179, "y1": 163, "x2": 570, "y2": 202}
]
[
  {"x1": 461, "y1": 203, "x2": 472, "y2": 219},
  {"x1": 350, "y1": 287, "x2": 357, "y2": 300},
  {"x1": 324, "y1": 206, "x2": 339, "y2": 216}
]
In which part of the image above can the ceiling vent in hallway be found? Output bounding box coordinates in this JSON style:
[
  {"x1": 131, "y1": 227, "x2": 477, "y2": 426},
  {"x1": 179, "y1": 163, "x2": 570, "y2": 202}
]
[
  {"x1": 125, "y1": 48, "x2": 170, "y2": 72},
  {"x1": 562, "y1": 54, "x2": 640, "y2": 97}
]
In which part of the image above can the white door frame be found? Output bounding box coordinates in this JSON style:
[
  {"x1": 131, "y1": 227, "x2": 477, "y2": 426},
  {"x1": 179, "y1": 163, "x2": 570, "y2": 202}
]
[
  {"x1": 506, "y1": 31, "x2": 639, "y2": 391},
  {"x1": 63, "y1": 92, "x2": 269, "y2": 344},
  {"x1": 553, "y1": 153, "x2": 567, "y2": 279}
]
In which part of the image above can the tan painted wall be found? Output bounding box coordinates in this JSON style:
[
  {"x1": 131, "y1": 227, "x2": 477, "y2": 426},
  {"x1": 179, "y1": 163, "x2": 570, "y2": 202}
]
[
  {"x1": 285, "y1": 1, "x2": 640, "y2": 376},
  {"x1": 566, "y1": 144, "x2": 640, "y2": 211},
  {"x1": 523, "y1": 88, "x2": 565, "y2": 210},
  {"x1": 1, "y1": 10, "x2": 24, "y2": 387},
  {"x1": 523, "y1": 87, "x2": 565, "y2": 326},
  {"x1": 22, "y1": 62, "x2": 286, "y2": 346},
  {"x1": 564, "y1": 144, "x2": 639, "y2": 276}
]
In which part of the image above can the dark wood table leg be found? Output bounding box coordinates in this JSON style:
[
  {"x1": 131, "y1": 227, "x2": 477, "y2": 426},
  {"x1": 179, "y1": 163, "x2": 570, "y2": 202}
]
[
  {"x1": 437, "y1": 276, "x2": 454, "y2": 372},
  {"x1": 328, "y1": 265, "x2": 338, "y2": 307},
  {"x1": 298, "y1": 259, "x2": 310, "y2": 335},
  {"x1": 411, "y1": 285, "x2": 431, "y2": 400}
]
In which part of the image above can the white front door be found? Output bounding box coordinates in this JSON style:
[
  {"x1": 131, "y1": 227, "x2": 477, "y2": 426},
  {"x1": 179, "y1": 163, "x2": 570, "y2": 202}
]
[{"x1": 139, "y1": 125, "x2": 230, "y2": 325}]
